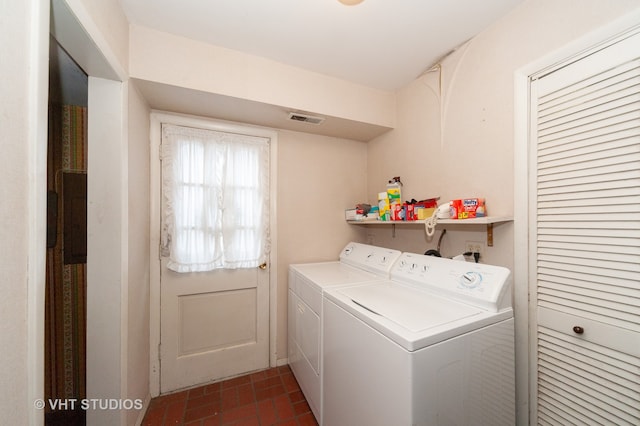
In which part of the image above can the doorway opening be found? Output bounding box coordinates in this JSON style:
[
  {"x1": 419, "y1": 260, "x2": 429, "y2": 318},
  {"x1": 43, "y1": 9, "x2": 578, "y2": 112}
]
[{"x1": 45, "y1": 36, "x2": 88, "y2": 426}]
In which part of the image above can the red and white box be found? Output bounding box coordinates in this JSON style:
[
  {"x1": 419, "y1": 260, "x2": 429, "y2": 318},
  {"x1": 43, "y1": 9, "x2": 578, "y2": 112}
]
[{"x1": 450, "y1": 198, "x2": 486, "y2": 219}]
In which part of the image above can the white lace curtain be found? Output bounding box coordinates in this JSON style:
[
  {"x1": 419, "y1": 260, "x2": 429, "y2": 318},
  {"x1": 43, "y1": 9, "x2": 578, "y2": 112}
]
[{"x1": 161, "y1": 124, "x2": 270, "y2": 272}]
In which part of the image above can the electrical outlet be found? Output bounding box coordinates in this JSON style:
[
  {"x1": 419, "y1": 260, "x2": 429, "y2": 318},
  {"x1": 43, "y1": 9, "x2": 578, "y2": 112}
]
[{"x1": 465, "y1": 241, "x2": 484, "y2": 259}]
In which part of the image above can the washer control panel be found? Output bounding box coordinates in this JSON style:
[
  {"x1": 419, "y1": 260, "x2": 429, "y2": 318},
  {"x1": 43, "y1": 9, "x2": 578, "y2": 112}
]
[
  {"x1": 340, "y1": 242, "x2": 402, "y2": 275},
  {"x1": 391, "y1": 252, "x2": 512, "y2": 312}
]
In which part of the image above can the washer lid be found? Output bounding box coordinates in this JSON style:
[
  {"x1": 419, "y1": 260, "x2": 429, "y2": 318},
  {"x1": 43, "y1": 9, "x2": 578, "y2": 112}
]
[
  {"x1": 339, "y1": 282, "x2": 481, "y2": 332},
  {"x1": 291, "y1": 262, "x2": 378, "y2": 287}
]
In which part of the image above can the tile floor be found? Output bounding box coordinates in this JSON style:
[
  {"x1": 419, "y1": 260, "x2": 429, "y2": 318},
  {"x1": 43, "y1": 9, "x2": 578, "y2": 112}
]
[{"x1": 141, "y1": 365, "x2": 318, "y2": 426}]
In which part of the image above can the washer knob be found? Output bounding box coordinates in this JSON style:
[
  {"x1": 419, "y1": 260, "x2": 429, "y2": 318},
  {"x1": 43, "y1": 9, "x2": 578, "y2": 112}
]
[{"x1": 460, "y1": 272, "x2": 482, "y2": 288}]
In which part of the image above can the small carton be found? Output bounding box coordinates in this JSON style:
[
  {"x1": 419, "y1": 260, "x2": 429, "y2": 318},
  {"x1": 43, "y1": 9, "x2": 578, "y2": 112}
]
[
  {"x1": 450, "y1": 198, "x2": 486, "y2": 219},
  {"x1": 378, "y1": 192, "x2": 390, "y2": 221},
  {"x1": 415, "y1": 198, "x2": 438, "y2": 220},
  {"x1": 392, "y1": 204, "x2": 403, "y2": 221},
  {"x1": 345, "y1": 208, "x2": 362, "y2": 221},
  {"x1": 416, "y1": 207, "x2": 435, "y2": 220},
  {"x1": 404, "y1": 203, "x2": 415, "y2": 221}
]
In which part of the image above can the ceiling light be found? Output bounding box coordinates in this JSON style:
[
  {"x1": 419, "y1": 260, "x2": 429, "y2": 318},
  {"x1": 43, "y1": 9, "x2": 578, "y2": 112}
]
[{"x1": 338, "y1": 0, "x2": 364, "y2": 5}]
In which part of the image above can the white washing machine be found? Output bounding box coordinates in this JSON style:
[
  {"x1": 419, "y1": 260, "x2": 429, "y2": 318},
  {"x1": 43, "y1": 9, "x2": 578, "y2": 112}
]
[
  {"x1": 288, "y1": 242, "x2": 402, "y2": 423},
  {"x1": 322, "y1": 252, "x2": 515, "y2": 426}
]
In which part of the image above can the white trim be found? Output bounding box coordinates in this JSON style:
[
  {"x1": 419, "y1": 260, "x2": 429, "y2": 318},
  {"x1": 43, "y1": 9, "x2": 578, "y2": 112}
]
[
  {"x1": 134, "y1": 394, "x2": 152, "y2": 426},
  {"x1": 27, "y1": 0, "x2": 50, "y2": 424},
  {"x1": 512, "y1": 69, "x2": 530, "y2": 426},
  {"x1": 268, "y1": 126, "x2": 279, "y2": 369},
  {"x1": 513, "y1": 11, "x2": 640, "y2": 425},
  {"x1": 149, "y1": 116, "x2": 161, "y2": 397},
  {"x1": 120, "y1": 80, "x2": 130, "y2": 426},
  {"x1": 148, "y1": 111, "x2": 279, "y2": 396},
  {"x1": 86, "y1": 76, "x2": 125, "y2": 426}
]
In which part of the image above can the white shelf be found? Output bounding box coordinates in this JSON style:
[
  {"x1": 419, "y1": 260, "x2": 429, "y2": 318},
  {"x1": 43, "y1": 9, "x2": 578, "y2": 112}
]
[
  {"x1": 347, "y1": 216, "x2": 512, "y2": 226},
  {"x1": 434, "y1": 216, "x2": 513, "y2": 225},
  {"x1": 346, "y1": 216, "x2": 513, "y2": 246}
]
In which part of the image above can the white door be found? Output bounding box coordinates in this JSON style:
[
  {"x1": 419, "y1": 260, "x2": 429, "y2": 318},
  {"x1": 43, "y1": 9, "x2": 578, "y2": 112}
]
[
  {"x1": 530, "y1": 30, "x2": 640, "y2": 424},
  {"x1": 157, "y1": 118, "x2": 272, "y2": 394},
  {"x1": 159, "y1": 262, "x2": 269, "y2": 393}
]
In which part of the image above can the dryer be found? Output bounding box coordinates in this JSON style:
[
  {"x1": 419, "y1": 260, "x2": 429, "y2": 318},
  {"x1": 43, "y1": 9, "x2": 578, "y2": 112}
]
[
  {"x1": 322, "y1": 252, "x2": 515, "y2": 426},
  {"x1": 288, "y1": 242, "x2": 402, "y2": 423}
]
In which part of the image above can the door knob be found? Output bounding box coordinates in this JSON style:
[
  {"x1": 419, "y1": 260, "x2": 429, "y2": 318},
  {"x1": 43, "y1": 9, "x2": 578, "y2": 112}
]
[
  {"x1": 572, "y1": 326, "x2": 584, "y2": 334},
  {"x1": 259, "y1": 262, "x2": 267, "y2": 270}
]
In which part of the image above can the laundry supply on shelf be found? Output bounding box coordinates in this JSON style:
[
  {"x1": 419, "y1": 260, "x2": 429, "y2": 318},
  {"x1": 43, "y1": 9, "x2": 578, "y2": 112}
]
[
  {"x1": 345, "y1": 203, "x2": 377, "y2": 221},
  {"x1": 378, "y1": 192, "x2": 390, "y2": 221},
  {"x1": 449, "y1": 198, "x2": 486, "y2": 219},
  {"x1": 387, "y1": 177, "x2": 402, "y2": 209}
]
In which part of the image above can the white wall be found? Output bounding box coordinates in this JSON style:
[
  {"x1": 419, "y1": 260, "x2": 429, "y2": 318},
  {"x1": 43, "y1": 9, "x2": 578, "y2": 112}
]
[
  {"x1": 129, "y1": 23, "x2": 375, "y2": 364},
  {"x1": 365, "y1": 0, "x2": 640, "y2": 424},
  {"x1": 276, "y1": 130, "x2": 367, "y2": 357},
  {"x1": 128, "y1": 25, "x2": 395, "y2": 129},
  {"x1": 367, "y1": 0, "x2": 640, "y2": 253},
  {"x1": 0, "y1": 0, "x2": 48, "y2": 423},
  {"x1": 125, "y1": 81, "x2": 151, "y2": 424}
]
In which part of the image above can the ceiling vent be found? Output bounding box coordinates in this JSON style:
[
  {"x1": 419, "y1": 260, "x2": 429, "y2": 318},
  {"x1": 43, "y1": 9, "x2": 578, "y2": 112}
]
[{"x1": 287, "y1": 112, "x2": 325, "y2": 125}]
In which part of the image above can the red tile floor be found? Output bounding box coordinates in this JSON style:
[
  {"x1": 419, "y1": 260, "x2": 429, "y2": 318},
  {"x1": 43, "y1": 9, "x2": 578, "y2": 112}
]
[{"x1": 141, "y1": 365, "x2": 318, "y2": 426}]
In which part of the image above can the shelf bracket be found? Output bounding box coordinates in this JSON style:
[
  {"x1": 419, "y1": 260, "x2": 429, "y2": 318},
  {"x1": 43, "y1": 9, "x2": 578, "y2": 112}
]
[{"x1": 487, "y1": 223, "x2": 494, "y2": 247}]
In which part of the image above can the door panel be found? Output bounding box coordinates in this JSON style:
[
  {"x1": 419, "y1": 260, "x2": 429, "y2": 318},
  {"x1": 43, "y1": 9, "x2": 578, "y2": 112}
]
[
  {"x1": 160, "y1": 259, "x2": 268, "y2": 392},
  {"x1": 531, "y1": 30, "x2": 640, "y2": 425}
]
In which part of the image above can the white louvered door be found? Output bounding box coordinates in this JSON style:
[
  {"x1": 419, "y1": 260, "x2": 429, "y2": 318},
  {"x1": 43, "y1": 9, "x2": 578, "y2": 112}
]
[{"x1": 530, "y1": 30, "x2": 640, "y2": 425}]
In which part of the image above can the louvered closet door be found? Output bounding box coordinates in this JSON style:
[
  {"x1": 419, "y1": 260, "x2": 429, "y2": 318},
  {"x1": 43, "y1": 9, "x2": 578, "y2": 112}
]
[{"x1": 531, "y1": 30, "x2": 640, "y2": 425}]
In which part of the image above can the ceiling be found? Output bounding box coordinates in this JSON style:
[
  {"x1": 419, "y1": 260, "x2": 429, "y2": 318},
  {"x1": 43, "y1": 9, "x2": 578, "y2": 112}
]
[{"x1": 119, "y1": 0, "x2": 525, "y2": 91}]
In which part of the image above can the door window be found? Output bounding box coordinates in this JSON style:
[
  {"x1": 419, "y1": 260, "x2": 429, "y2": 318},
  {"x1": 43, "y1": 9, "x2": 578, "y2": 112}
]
[{"x1": 161, "y1": 124, "x2": 270, "y2": 272}]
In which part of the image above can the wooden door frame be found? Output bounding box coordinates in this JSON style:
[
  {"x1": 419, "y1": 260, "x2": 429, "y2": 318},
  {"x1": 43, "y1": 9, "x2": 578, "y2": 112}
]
[
  {"x1": 513, "y1": 14, "x2": 640, "y2": 426},
  {"x1": 148, "y1": 111, "x2": 279, "y2": 397}
]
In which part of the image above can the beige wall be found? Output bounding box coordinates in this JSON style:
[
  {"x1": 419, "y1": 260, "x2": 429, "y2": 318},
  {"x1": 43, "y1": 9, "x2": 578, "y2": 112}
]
[
  {"x1": 366, "y1": 0, "x2": 640, "y2": 264},
  {"x1": 129, "y1": 25, "x2": 395, "y2": 129},
  {"x1": 126, "y1": 81, "x2": 152, "y2": 424},
  {"x1": 366, "y1": 1, "x2": 640, "y2": 423},
  {"x1": 276, "y1": 130, "x2": 367, "y2": 357}
]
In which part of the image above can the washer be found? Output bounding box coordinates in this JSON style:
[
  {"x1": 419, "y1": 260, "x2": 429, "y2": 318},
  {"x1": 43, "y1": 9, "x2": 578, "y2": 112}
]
[
  {"x1": 288, "y1": 242, "x2": 402, "y2": 423},
  {"x1": 322, "y1": 252, "x2": 515, "y2": 426}
]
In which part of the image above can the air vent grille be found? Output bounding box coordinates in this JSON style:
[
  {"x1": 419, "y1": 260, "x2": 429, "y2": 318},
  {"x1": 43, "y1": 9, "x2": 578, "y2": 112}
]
[{"x1": 287, "y1": 112, "x2": 325, "y2": 125}]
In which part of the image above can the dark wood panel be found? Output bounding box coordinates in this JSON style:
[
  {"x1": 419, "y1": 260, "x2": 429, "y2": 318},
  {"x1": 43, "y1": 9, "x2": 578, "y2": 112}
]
[{"x1": 63, "y1": 173, "x2": 87, "y2": 264}]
